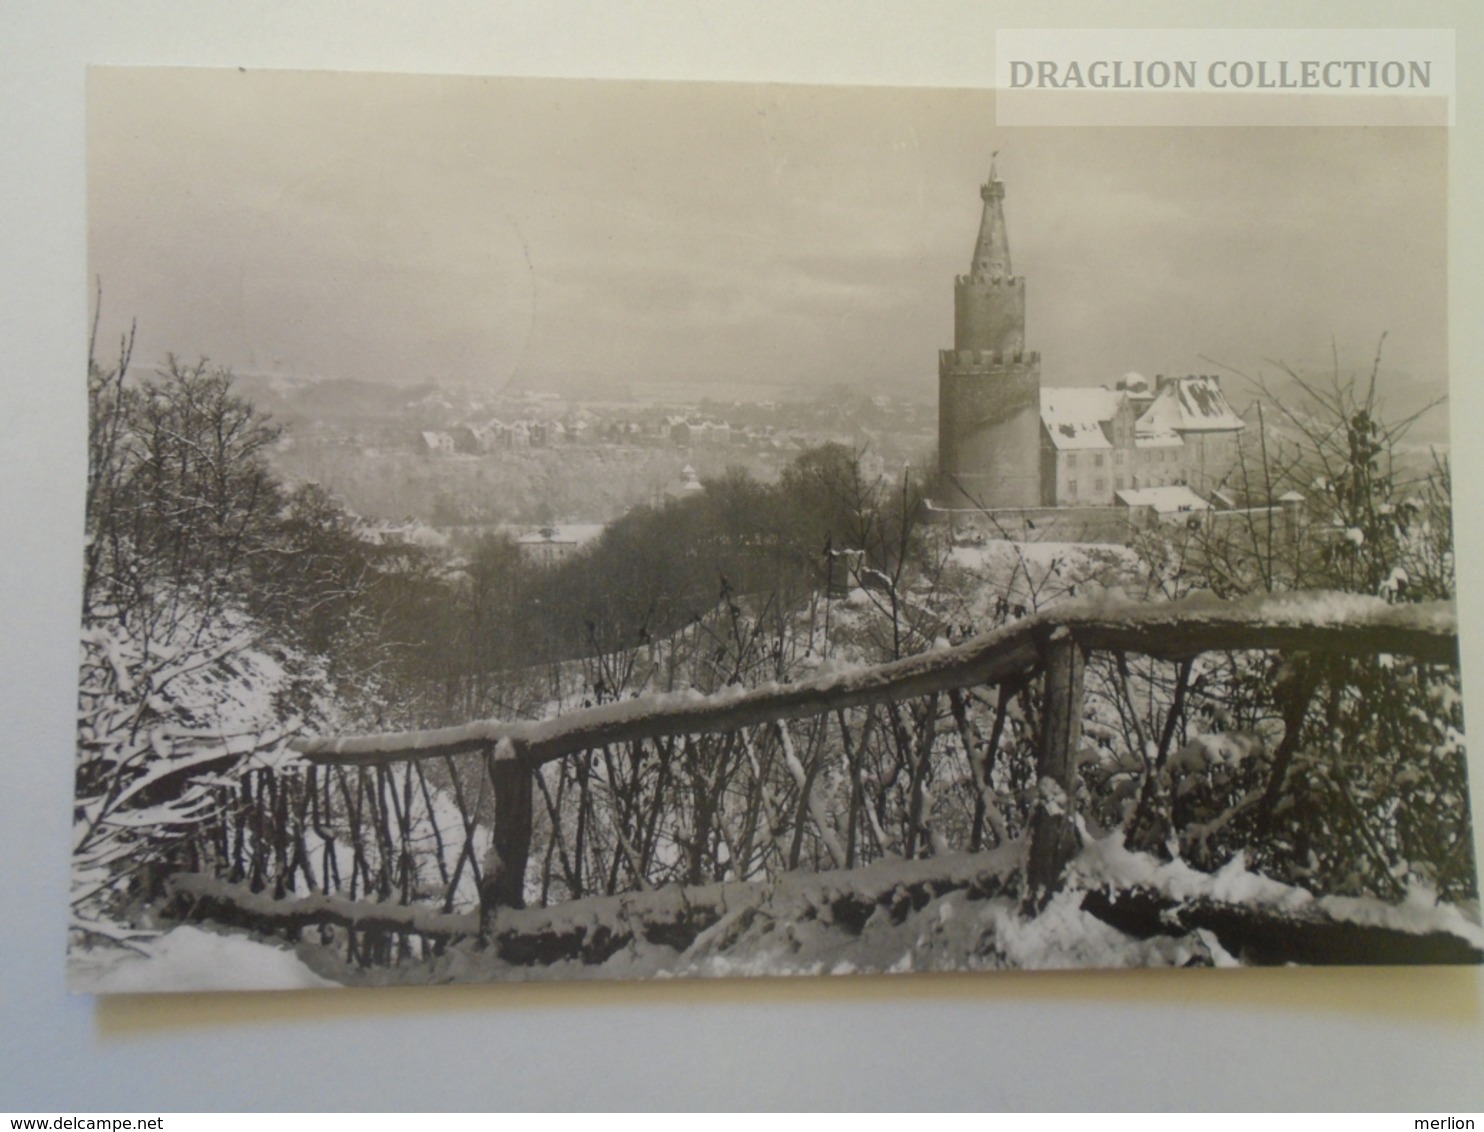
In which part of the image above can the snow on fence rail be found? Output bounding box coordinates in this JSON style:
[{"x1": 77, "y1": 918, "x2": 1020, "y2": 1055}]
[
  {"x1": 295, "y1": 590, "x2": 1457, "y2": 767},
  {"x1": 165, "y1": 591, "x2": 1462, "y2": 967}
]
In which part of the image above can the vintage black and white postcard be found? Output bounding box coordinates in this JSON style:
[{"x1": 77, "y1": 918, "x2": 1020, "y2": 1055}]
[{"x1": 69, "y1": 66, "x2": 1477, "y2": 992}]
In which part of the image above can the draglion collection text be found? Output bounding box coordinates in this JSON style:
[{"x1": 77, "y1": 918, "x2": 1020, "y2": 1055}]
[{"x1": 1008, "y1": 59, "x2": 1435, "y2": 90}]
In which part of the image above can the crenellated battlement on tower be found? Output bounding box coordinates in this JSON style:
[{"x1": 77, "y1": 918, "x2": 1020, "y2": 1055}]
[
  {"x1": 938, "y1": 348, "x2": 1040, "y2": 374},
  {"x1": 954, "y1": 274, "x2": 1023, "y2": 289}
]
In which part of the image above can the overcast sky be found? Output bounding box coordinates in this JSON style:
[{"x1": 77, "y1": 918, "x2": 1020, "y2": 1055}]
[{"x1": 88, "y1": 68, "x2": 1448, "y2": 402}]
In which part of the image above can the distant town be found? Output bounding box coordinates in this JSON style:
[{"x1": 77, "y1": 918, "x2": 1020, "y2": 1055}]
[{"x1": 232, "y1": 370, "x2": 936, "y2": 558}]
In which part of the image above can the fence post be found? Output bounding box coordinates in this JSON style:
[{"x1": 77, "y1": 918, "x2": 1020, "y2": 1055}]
[
  {"x1": 1023, "y1": 626, "x2": 1087, "y2": 914},
  {"x1": 480, "y1": 740, "x2": 534, "y2": 932}
]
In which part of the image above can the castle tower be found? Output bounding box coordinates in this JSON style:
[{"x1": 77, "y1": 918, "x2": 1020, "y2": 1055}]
[{"x1": 936, "y1": 157, "x2": 1042, "y2": 510}]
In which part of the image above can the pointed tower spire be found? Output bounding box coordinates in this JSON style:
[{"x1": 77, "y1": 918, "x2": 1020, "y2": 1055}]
[{"x1": 970, "y1": 150, "x2": 1012, "y2": 279}]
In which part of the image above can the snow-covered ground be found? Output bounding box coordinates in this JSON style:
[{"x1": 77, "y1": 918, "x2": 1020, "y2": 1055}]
[
  {"x1": 72, "y1": 833, "x2": 1480, "y2": 993},
  {"x1": 69, "y1": 924, "x2": 337, "y2": 993},
  {"x1": 68, "y1": 528, "x2": 1474, "y2": 994}
]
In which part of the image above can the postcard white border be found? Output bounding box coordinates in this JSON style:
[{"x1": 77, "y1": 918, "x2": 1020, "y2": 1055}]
[{"x1": 2, "y1": 0, "x2": 1482, "y2": 1112}]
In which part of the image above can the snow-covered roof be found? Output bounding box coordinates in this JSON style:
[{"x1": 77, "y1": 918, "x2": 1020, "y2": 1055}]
[
  {"x1": 1040, "y1": 387, "x2": 1120, "y2": 451},
  {"x1": 1136, "y1": 376, "x2": 1244, "y2": 435},
  {"x1": 1115, "y1": 485, "x2": 1211, "y2": 514}
]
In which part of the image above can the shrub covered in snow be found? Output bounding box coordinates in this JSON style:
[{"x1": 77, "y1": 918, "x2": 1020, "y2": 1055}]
[
  {"x1": 1112, "y1": 347, "x2": 1472, "y2": 903},
  {"x1": 75, "y1": 323, "x2": 352, "y2": 943}
]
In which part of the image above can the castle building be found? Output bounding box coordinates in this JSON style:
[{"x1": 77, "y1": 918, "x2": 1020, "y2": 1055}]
[
  {"x1": 935, "y1": 158, "x2": 1043, "y2": 510},
  {"x1": 935, "y1": 159, "x2": 1244, "y2": 517},
  {"x1": 1039, "y1": 373, "x2": 1244, "y2": 506}
]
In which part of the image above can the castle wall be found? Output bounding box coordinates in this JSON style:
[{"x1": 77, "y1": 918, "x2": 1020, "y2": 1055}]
[
  {"x1": 954, "y1": 275, "x2": 1025, "y2": 354},
  {"x1": 929, "y1": 500, "x2": 1301, "y2": 547},
  {"x1": 1040, "y1": 438, "x2": 1059, "y2": 507},
  {"x1": 932, "y1": 504, "x2": 1137, "y2": 544},
  {"x1": 1046, "y1": 448, "x2": 1120, "y2": 506},
  {"x1": 1181, "y1": 431, "x2": 1241, "y2": 495},
  {"x1": 937, "y1": 349, "x2": 1042, "y2": 509}
]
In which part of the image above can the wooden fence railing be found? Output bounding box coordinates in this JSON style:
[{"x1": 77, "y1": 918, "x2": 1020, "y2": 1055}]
[{"x1": 165, "y1": 591, "x2": 1460, "y2": 966}]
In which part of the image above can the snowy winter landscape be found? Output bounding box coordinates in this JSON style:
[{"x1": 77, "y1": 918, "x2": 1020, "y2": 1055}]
[{"x1": 69, "y1": 70, "x2": 1478, "y2": 992}]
